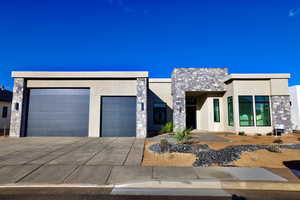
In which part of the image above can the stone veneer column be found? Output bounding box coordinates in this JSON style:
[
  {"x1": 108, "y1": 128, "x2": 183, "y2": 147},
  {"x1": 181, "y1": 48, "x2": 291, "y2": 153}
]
[
  {"x1": 271, "y1": 95, "x2": 292, "y2": 133},
  {"x1": 172, "y1": 68, "x2": 227, "y2": 131},
  {"x1": 9, "y1": 78, "x2": 25, "y2": 137},
  {"x1": 136, "y1": 78, "x2": 147, "y2": 138}
]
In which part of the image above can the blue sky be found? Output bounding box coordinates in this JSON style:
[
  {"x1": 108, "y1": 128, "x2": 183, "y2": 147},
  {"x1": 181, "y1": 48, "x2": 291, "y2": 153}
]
[{"x1": 0, "y1": 0, "x2": 300, "y2": 89}]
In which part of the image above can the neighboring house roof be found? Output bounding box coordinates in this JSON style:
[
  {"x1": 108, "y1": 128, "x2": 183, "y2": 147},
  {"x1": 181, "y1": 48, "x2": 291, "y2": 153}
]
[{"x1": 0, "y1": 89, "x2": 12, "y2": 102}]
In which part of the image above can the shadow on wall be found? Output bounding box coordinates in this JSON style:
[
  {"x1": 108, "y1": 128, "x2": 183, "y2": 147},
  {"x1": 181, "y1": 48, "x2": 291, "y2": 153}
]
[{"x1": 147, "y1": 89, "x2": 173, "y2": 137}]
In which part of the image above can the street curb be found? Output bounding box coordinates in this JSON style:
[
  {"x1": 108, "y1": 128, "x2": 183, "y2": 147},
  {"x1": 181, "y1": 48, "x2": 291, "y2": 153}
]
[
  {"x1": 115, "y1": 180, "x2": 300, "y2": 192},
  {"x1": 0, "y1": 180, "x2": 300, "y2": 192}
]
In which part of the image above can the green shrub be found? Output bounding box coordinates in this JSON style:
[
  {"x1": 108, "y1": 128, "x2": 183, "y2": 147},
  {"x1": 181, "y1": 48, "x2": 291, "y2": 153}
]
[
  {"x1": 273, "y1": 138, "x2": 283, "y2": 144},
  {"x1": 255, "y1": 133, "x2": 262, "y2": 136},
  {"x1": 266, "y1": 132, "x2": 273, "y2": 136},
  {"x1": 172, "y1": 128, "x2": 192, "y2": 143},
  {"x1": 159, "y1": 122, "x2": 173, "y2": 134},
  {"x1": 267, "y1": 145, "x2": 282, "y2": 153},
  {"x1": 238, "y1": 131, "x2": 246, "y2": 136}
]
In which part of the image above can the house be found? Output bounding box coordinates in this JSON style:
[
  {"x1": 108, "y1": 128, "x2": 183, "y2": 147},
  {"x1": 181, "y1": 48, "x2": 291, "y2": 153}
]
[
  {"x1": 289, "y1": 85, "x2": 300, "y2": 131},
  {"x1": 9, "y1": 68, "x2": 292, "y2": 138},
  {"x1": 0, "y1": 87, "x2": 12, "y2": 136}
]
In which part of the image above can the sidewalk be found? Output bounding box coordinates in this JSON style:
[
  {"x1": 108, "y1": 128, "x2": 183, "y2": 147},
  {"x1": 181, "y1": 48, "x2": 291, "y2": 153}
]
[{"x1": 1, "y1": 165, "x2": 300, "y2": 192}]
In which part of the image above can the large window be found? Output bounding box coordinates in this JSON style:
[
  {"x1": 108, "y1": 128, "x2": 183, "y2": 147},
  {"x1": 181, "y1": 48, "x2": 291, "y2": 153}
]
[
  {"x1": 255, "y1": 96, "x2": 271, "y2": 126},
  {"x1": 239, "y1": 96, "x2": 254, "y2": 126},
  {"x1": 2, "y1": 107, "x2": 8, "y2": 118},
  {"x1": 213, "y1": 99, "x2": 220, "y2": 122},
  {"x1": 153, "y1": 103, "x2": 167, "y2": 124},
  {"x1": 227, "y1": 97, "x2": 234, "y2": 126}
]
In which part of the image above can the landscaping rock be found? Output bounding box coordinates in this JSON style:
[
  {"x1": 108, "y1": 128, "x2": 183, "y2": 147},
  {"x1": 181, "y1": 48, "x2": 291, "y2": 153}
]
[{"x1": 148, "y1": 142, "x2": 300, "y2": 167}]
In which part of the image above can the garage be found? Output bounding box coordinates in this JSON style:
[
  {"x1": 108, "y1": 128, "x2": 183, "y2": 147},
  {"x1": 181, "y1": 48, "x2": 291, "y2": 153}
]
[
  {"x1": 26, "y1": 89, "x2": 90, "y2": 137},
  {"x1": 101, "y1": 96, "x2": 136, "y2": 137}
]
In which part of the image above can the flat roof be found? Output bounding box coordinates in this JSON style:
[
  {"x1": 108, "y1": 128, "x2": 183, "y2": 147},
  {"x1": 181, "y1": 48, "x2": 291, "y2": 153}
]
[
  {"x1": 12, "y1": 71, "x2": 149, "y2": 78},
  {"x1": 223, "y1": 73, "x2": 291, "y2": 82},
  {"x1": 149, "y1": 78, "x2": 171, "y2": 83}
]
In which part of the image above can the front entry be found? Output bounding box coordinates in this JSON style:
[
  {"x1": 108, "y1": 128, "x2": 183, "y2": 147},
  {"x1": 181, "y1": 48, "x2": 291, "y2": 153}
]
[{"x1": 186, "y1": 106, "x2": 197, "y2": 130}]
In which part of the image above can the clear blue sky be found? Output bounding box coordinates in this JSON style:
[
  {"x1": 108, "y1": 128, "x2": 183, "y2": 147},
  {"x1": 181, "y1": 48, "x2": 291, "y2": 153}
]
[{"x1": 1, "y1": 0, "x2": 300, "y2": 90}]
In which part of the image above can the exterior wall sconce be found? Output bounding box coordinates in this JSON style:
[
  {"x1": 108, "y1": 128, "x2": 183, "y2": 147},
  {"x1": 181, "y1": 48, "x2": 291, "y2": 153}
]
[
  {"x1": 138, "y1": 102, "x2": 144, "y2": 111},
  {"x1": 15, "y1": 102, "x2": 19, "y2": 111}
]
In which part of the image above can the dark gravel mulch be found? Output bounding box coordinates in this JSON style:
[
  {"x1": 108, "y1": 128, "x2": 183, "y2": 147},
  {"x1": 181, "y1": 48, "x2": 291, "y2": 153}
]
[{"x1": 148, "y1": 142, "x2": 300, "y2": 167}]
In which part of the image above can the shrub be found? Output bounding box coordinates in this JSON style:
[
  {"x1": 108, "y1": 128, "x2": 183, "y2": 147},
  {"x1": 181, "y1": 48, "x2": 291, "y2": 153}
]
[
  {"x1": 159, "y1": 122, "x2": 173, "y2": 134},
  {"x1": 267, "y1": 145, "x2": 282, "y2": 153},
  {"x1": 172, "y1": 128, "x2": 192, "y2": 143},
  {"x1": 238, "y1": 131, "x2": 246, "y2": 136},
  {"x1": 266, "y1": 132, "x2": 273, "y2": 136},
  {"x1": 255, "y1": 133, "x2": 262, "y2": 136},
  {"x1": 273, "y1": 138, "x2": 283, "y2": 144}
]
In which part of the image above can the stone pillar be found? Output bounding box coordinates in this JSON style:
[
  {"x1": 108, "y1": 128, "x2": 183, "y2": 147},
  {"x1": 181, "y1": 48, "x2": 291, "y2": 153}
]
[
  {"x1": 136, "y1": 78, "x2": 147, "y2": 138},
  {"x1": 271, "y1": 95, "x2": 292, "y2": 133},
  {"x1": 9, "y1": 78, "x2": 25, "y2": 137},
  {"x1": 173, "y1": 93, "x2": 186, "y2": 131}
]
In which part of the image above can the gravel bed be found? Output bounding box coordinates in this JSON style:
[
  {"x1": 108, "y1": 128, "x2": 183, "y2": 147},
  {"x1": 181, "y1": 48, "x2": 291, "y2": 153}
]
[{"x1": 148, "y1": 142, "x2": 300, "y2": 167}]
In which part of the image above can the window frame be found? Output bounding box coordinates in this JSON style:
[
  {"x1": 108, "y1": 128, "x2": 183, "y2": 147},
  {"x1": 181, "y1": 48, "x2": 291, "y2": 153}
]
[
  {"x1": 255, "y1": 96, "x2": 271, "y2": 127},
  {"x1": 2, "y1": 106, "x2": 8, "y2": 118},
  {"x1": 153, "y1": 103, "x2": 167, "y2": 125},
  {"x1": 213, "y1": 99, "x2": 220, "y2": 123},
  {"x1": 238, "y1": 96, "x2": 255, "y2": 127},
  {"x1": 227, "y1": 96, "x2": 234, "y2": 126}
]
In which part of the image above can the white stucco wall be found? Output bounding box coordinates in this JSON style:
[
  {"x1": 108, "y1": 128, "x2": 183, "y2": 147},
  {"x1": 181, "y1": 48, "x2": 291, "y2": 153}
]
[{"x1": 289, "y1": 86, "x2": 300, "y2": 130}]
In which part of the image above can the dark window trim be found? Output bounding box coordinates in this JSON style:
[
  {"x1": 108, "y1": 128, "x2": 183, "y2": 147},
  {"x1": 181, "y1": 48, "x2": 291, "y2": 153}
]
[
  {"x1": 2, "y1": 106, "x2": 8, "y2": 118},
  {"x1": 227, "y1": 96, "x2": 234, "y2": 126},
  {"x1": 213, "y1": 99, "x2": 220, "y2": 123},
  {"x1": 238, "y1": 95, "x2": 254, "y2": 127},
  {"x1": 255, "y1": 95, "x2": 271, "y2": 127},
  {"x1": 153, "y1": 103, "x2": 167, "y2": 125}
]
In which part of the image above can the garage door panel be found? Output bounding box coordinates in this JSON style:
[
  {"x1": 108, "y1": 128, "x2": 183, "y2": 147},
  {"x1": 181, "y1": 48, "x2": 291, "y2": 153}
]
[
  {"x1": 101, "y1": 97, "x2": 136, "y2": 137},
  {"x1": 26, "y1": 89, "x2": 89, "y2": 137}
]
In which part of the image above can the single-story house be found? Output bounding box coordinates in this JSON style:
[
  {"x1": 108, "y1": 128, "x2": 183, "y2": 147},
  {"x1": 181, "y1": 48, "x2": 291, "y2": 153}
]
[
  {"x1": 0, "y1": 87, "x2": 12, "y2": 135},
  {"x1": 289, "y1": 85, "x2": 300, "y2": 131},
  {"x1": 9, "y1": 68, "x2": 292, "y2": 138}
]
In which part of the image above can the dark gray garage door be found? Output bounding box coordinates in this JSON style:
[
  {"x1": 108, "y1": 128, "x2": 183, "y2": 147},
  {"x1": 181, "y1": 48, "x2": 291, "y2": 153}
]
[
  {"x1": 101, "y1": 97, "x2": 136, "y2": 137},
  {"x1": 26, "y1": 89, "x2": 90, "y2": 137}
]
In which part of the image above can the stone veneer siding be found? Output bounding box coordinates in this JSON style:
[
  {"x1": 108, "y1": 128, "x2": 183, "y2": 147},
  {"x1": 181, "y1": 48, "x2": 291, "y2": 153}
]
[
  {"x1": 9, "y1": 78, "x2": 25, "y2": 137},
  {"x1": 172, "y1": 68, "x2": 228, "y2": 131},
  {"x1": 271, "y1": 95, "x2": 292, "y2": 133},
  {"x1": 136, "y1": 78, "x2": 148, "y2": 138}
]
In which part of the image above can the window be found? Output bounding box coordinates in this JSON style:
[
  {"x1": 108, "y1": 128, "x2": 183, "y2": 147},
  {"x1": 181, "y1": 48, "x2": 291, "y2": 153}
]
[
  {"x1": 227, "y1": 97, "x2": 234, "y2": 126},
  {"x1": 239, "y1": 96, "x2": 254, "y2": 126},
  {"x1": 255, "y1": 96, "x2": 271, "y2": 126},
  {"x1": 213, "y1": 99, "x2": 220, "y2": 122},
  {"x1": 2, "y1": 106, "x2": 8, "y2": 118},
  {"x1": 153, "y1": 103, "x2": 167, "y2": 124}
]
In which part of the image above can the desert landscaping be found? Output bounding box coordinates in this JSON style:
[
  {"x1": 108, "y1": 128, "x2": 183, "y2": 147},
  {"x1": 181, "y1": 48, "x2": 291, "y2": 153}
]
[{"x1": 142, "y1": 132, "x2": 300, "y2": 170}]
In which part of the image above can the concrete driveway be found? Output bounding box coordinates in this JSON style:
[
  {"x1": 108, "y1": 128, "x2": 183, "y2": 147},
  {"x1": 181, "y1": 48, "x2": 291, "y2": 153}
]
[
  {"x1": 0, "y1": 137, "x2": 144, "y2": 185},
  {"x1": 0, "y1": 137, "x2": 289, "y2": 186}
]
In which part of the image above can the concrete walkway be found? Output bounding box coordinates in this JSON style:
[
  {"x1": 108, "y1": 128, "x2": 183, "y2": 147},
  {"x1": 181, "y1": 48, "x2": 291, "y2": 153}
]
[{"x1": 0, "y1": 137, "x2": 293, "y2": 188}]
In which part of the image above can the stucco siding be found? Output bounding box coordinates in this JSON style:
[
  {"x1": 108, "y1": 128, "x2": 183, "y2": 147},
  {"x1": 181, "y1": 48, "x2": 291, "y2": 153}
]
[
  {"x1": 148, "y1": 80, "x2": 173, "y2": 133},
  {"x1": 289, "y1": 86, "x2": 300, "y2": 130},
  {"x1": 271, "y1": 79, "x2": 289, "y2": 95}
]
